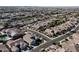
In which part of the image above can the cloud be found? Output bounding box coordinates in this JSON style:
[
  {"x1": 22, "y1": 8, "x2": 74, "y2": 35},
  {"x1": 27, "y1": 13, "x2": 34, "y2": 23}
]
[{"x1": 0, "y1": 0, "x2": 78, "y2": 6}]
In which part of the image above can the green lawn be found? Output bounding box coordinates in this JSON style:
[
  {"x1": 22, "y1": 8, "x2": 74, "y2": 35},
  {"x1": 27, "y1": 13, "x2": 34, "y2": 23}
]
[{"x1": 0, "y1": 34, "x2": 10, "y2": 41}]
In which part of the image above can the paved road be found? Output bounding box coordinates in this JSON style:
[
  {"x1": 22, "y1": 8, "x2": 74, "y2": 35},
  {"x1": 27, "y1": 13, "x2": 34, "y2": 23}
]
[
  {"x1": 30, "y1": 24, "x2": 79, "y2": 52},
  {"x1": 27, "y1": 29, "x2": 52, "y2": 41}
]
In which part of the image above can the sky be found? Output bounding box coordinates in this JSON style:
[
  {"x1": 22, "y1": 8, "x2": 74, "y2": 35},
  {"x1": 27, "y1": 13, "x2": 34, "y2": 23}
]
[{"x1": 0, "y1": 0, "x2": 78, "y2": 6}]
